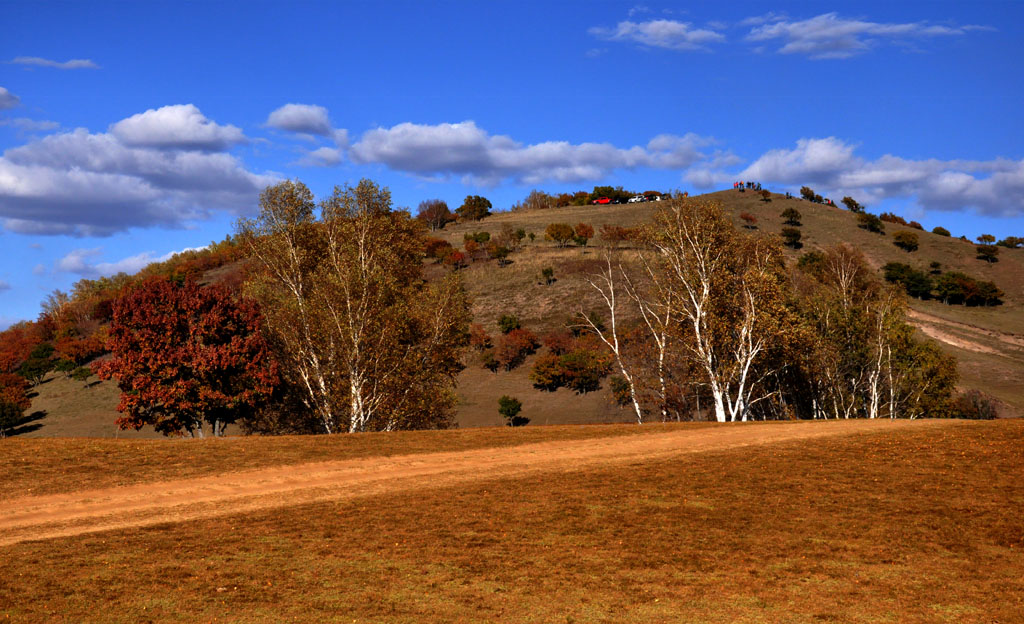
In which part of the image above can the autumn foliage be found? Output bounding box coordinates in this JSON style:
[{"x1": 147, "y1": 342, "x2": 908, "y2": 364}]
[{"x1": 98, "y1": 277, "x2": 279, "y2": 437}]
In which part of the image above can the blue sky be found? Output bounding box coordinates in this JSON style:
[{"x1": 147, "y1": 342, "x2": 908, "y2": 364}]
[{"x1": 1, "y1": 1, "x2": 1022, "y2": 327}]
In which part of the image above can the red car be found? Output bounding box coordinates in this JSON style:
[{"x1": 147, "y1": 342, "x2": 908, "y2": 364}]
[{"x1": 591, "y1": 197, "x2": 611, "y2": 205}]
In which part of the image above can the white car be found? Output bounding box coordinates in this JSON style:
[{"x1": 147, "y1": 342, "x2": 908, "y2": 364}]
[{"x1": 627, "y1": 195, "x2": 645, "y2": 203}]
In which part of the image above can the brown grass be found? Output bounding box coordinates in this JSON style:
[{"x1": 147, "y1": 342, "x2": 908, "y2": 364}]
[
  {"x1": 0, "y1": 421, "x2": 715, "y2": 499},
  {"x1": 1, "y1": 420, "x2": 1021, "y2": 622}
]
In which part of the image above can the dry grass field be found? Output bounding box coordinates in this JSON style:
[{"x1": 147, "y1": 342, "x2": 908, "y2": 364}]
[{"x1": 1, "y1": 419, "x2": 1021, "y2": 622}]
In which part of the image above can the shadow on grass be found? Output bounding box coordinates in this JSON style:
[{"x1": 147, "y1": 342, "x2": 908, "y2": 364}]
[{"x1": 8, "y1": 410, "x2": 47, "y2": 436}]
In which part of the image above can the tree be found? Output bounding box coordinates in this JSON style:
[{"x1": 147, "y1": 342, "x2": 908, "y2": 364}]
[
  {"x1": 645, "y1": 200, "x2": 792, "y2": 422},
  {"x1": 511, "y1": 190, "x2": 554, "y2": 212},
  {"x1": 72, "y1": 365, "x2": 94, "y2": 388},
  {"x1": 0, "y1": 373, "x2": 30, "y2": 437},
  {"x1": 781, "y1": 227, "x2": 803, "y2": 249},
  {"x1": 976, "y1": 245, "x2": 999, "y2": 263},
  {"x1": 739, "y1": 212, "x2": 758, "y2": 229},
  {"x1": 997, "y1": 236, "x2": 1022, "y2": 249},
  {"x1": 760, "y1": 190, "x2": 771, "y2": 202},
  {"x1": 857, "y1": 212, "x2": 885, "y2": 234},
  {"x1": 456, "y1": 195, "x2": 492, "y2": 221},
  {"x1": 932, "y1": 226, "x2": 951, "y2": 237},
  {"x1": 97, "y1": 277, "x2": 279, "y2": 437},
  {"x1": 498, "y1": 314, "x2": 521, "y2": 334},
  {"x1": 892, "y1": 231, "x2": 919, "y2": 252},
  {"x1": 976, "y1": 234, "x2": 996, "y2": 245},
  {"x1": 469, "y1": 323, "x2": 492, "y2": 351},
  {"x1": 495, "y1": 329, "x2": 539, "y2": 371},
  {"x1": 416, "y1": 199, "x2": 453, "y2": 231},
  {"x1": 841, "y1": 196, "x2": 863, "y2": 213},
  {"x1": 498, "y1": 395, "x2": 528, "y2": 426},
  {"x1": 883, "y1": 263, "x2": 932, "y2": 299},
  {"x1": 574, "y1": 223, "x2": 594, "y2": 247},
  {"x1": 239, "y1": 179, "x2": 471, "y2": 434},
  {"x1": 781, "y1": 207, "x2": 802, "y2": 226},
  {"x1": 800, "y1": 186, "x2": 817, "y2": 201},
  {"x1": 17, "y1": 342, "x2": 54, "y2": 386},
  {"x1": 545, "y1": 223, "x2": 575, "y2": 247}
]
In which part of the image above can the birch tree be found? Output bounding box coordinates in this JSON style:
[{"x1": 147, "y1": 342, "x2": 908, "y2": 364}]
[{"x1": 240, "y1": 179, "x2": 471, "y2": 434}]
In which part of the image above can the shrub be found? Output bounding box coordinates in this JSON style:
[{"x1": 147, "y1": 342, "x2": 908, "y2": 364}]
[
  {"x1": 542, "y1": 329, "x2": 573, "y2": 355},
  {"x1": 463, "y1": 231, "x2": 490, "y2": 244},
  {"x1": 529, "y1": 346, "x2": 612, "y2": 394},
  {"x1": 781, "y1": 207, "x2": 802, "y2": 225},
  {"x1": 841, "y1": 196, "x2": 863, "y2": 212},
  {"x1": 545, "y1": 223, "x2": 575, "y2": 247},
  {"x1": 541, "y1": 267, "x2": 555, "y2": 285},
  {"x1": 800, "y1": 186, "x2": 816, "y2": 201},
  {"x1": 529, "y1": 354, "x2": 563, "y2": 391},
  {"x1": 760, "y1": 190, "x2": 771, "y2": 202},
  {"x1": 976, "y1": 245, "x2": 999, "y2": 263},
  {"x1": 486, "y1": 243, "x2": 511, "y2": 266},
  {"x1": 997, "y1": 236, "x2": 1022, "y2": 249},
  {"x1": 469, "y1": 323, "x2": 492, "y2": 350},
  {"x1": 857, "y1": 212, "x2": 885, "y2": 234},
  {"x1": 495, "y1": 328, "x2": 539, "y2": 371},
  {"x1": 481, "y1": 350, "x2": 499, "y2": 373},
  {"x1": 948, "y1": 390, "x2": 999, "y2": 420},
  {"x1": 574, "y1": 223, "x2": 594, "y2": 247},
  {"x1": 445, "y1": 250, "x2": 467, "y2": 270},
  {"x1": 498, "y1": 395, "x2": 528, "y2": 427},
  {"x1": 780, "y1": 227, "x2": 802, "y2": 249},
  {"x1": 424, "y1": 237, "x2": 454, "y2": 260},
  {"x1": 908, "y1": 221, "x2": 923, "y2": 230},
  {"x1": 498, "y1": 314, "x2": 521, "y2": 334},
  {"x1": 879, "y1": 212, "x2": 908, "y2": 226},
  {"x1": 883, "y1": 263, "x2": 932, "y2": 299},
  {"x1": 609, "y1": 376, "x2": 632, "y2": 407},
  {"x1": 739, "y1": 212, "x2": 758, "y2": 228},
  {"x1": 932, "y1": 226, "x2": 951, "y2": 237},
  {"x1": 934, "y1": 272, "x2": 1003, "y2": 306},
  {"x1": 892, "y1": 231, "x2": 919, "y2": 252},
  {"x1": 599, "y1": 224, "x2": 631, "y2": 247}
]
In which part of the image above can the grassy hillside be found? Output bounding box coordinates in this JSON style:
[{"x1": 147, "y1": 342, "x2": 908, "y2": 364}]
[{"x1": 17, "y1": 188, "x2": 1024, "y2": 436}]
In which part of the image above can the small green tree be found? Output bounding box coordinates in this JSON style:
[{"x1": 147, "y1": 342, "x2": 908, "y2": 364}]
[
  {"x1": 72, "y1": 366, "x2": 94, "y2": 388},
  {"x1": 893, "y1": 231, "x2": 919, "y2": 252},
  {"x1": 498, "y1": 314, "x2": 521, "y2": 334},
  {"x1": 781, "y1": 227, "x2": 802, "y2": 249},
  {"x1": 498, "y1": 395, "x2": 527, "y2": 427},
  {"x1": 456, "y1": 195, "x2": 492, "y2": 221},
  {"x1": 781, "y1": 207, "x2": 802, "y2": 225},
  {"x1": 541, "y1": 267, "x2": 555, "y2": 285},
  {"x1": 54, "y1": 358, "x2": 76, "y2": 378}
]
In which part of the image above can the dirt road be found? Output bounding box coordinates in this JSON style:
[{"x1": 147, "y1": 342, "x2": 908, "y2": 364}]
[{"x1": 0, "y1": 420, "x2": 938, "y2": 546}]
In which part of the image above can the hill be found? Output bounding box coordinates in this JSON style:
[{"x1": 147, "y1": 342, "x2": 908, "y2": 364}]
[{"x1": 14, "y1": 187, "x2": 1024, "y2": 437}]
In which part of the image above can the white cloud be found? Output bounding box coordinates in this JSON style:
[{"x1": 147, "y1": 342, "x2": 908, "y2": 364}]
[
  {"x1": 0, "y1": 106, "x2": 276, "y2": 236},
  {"x1": 745, "y1": 12, "x2": 986, "y2": 59},
  {"x1": 32, "y1": 264, "x2": 45, "y2": 276},
  {"x1": 0, "y1": 87, "x2": 20, "y2": 110},
  {"x1": 589, "y1": 19, "x2": 725, "y2": 51},
  {"x1": 266, "y1": 103, "x2": 333, "y2": 136},
  {"x1": 349, "y1": 121, "x2": 714, "y2": 185},
  {"x1": 0, "y1": 117, "x2": 59, "y2": 132},
  {"x1": 110, "y1": 104, "x2": 246, "y2": 151},
  {"x1": 57, "y1": 245, "x2": 208, "y2": 278},
  {"x1": 10, "y1": 56, "x2": 100, "y2": 70},
  {"x1": 298, "y1": 146, "x2": 343, "y2": 167},
  {"x1": 728, "y1": 137, "x2": 1024, "y2": 216}
]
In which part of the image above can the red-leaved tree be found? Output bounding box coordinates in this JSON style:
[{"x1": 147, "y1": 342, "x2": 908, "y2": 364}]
[{"x1": 98, "y1": 277, "x2": 279, "y2": 437}]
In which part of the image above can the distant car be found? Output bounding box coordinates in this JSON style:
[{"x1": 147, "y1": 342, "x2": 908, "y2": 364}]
[
  {"x1": 591, "y1": 197, "x2": 612, "y2": 205},
  {"x1": 645, "y1": 194, "x2": 662, "y2": 202},
  {"x1": 627, "y1": 195, "x2": 645, "y2": 203}
]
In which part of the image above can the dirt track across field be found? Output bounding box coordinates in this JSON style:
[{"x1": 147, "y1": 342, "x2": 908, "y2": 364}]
[{"x1": 0, "y1": 420, "x2": 942, "y2": 546}]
